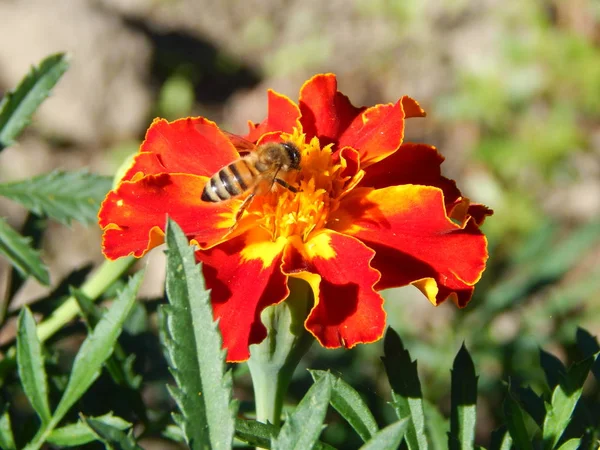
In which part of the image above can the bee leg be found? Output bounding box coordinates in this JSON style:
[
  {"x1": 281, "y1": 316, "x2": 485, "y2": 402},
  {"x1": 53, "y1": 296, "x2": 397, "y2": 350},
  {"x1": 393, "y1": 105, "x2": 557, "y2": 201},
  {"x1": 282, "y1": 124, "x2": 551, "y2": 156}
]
[
  {"x1": 274, "y1": 178, "x2": 299, "y2": 193},
  {"x1": 230, "y1": 192, "x2": 255, "y2": 231}
]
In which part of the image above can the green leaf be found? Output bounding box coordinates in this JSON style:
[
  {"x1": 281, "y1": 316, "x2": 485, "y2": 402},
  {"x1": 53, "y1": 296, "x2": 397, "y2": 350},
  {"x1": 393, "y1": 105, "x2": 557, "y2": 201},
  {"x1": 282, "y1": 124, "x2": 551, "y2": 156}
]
[
  {"x1": 557, "y1": 439, "x2": 580, "y2": 450},
  {"x1": 52, "y1": 271, "x2": 143, "y2": 425},
  {"x1": 490, "y1": 427, "x2": 513, "y2": 450},
  {"x1": 3, "y1": 214, "x2": 46, "y2": 310},
  {"x1": 381, "y1": 328, "x2": 428, "y2": 450},
  {"x1": 234, "y1": 419, "x2": 338, "y2": 450},
  {"x1": 16, "y1": 307, "x2": 51, "y2": 424},
  {"x1": 0, "y1": 217, "x2": 49, "y2": 284},
  {"x1": 423, "y1": 400, "x2": 448, "y2": 450},
  {"x1": 540, "y1": 349, "x2": 567, "y2": 390},
  {"x1": 162, "y1": 424, "x2": 185, "y2": 443},
  {"x1": 449, "y1": 344, "x2": 478, "y2": 450},
  {"x1": 543, "y1": 355, "x2": 596, "y2": 450},
  {"x1": 235, "y1": 419, "x2": 278, "y2": 449},
  {"x1": 272, "y1": 374, "x2": 332, "y2": 450},
  {"x1": 0, "y1": 407, "x2": 16, "y2": 450},
  {"x1": 575, "y1": 328, "x2": 600, "y2": 382},
  {"x1": 162, "y1": 218, "x2": 236, "y2": 450},
  {"x1": 359, "y1": 419, "x2": 409, "y2": 450},
  {"x1": 48, "y1": 413, "x2": 131, "y2": 447},
  {"x1": 71, "y1": 287, "x2": 146, "y2": 422},
  {"x1": 504, "y1": 388, "x2": 533, "y2": 450},
  {"x1": 0, "y1": 53, "x2": 69, "y2": 151},
  {"x1": 83, "y1": 415, "x2": 141, "y2": 450},
  {"x1": 71, "y1": 287, "x2": 142, "y2": 389},
  {"x1": 22, "y1": 271, "x2": 143, "y2": 450},
  {"x1": 310, "y1": 369, "x2": 379, "y2": 442},
  {"x1": 0, "y1": 170, "x2": 113, "y2": 226},
  {"x1": 515, "y1": 386, "x2": 545, "y2": 429},
  {"x1": 576, "y1": 328, "x2": 599, "y2": 357}
]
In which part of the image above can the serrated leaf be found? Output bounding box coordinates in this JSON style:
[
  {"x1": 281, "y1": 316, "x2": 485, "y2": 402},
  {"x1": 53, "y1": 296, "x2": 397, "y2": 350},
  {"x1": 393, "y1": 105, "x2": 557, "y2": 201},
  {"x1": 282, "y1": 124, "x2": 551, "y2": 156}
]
[
  {"x1": 576, "y1": 328, "x2": 599, "y2": 357},
  {"x1": 52, "y1": 271, "x2": 143, "y2": 424},
  {"x1": 272, "y1": 374, "x2": 332, "y2": 450},
  {"x1": 3, "y1": 214, "x2": 46, "y2": 310},
  {"x1": 381, "y1": 328, "x2": 428, "y2": 450},
  {"x1": 490, "y1": 427, "x2": 512, "y2": 450},
  {"x1": 71, "y1": 287, "x2": 142, "y2": 389},
  {"x1": 449, "y1": 344, "x2": 478, "y2": 450},
  {"x1": 162, "y1": 218, "x2": 236, "y2": 450},
  {"x1": 235, "y1": 418, "x2": 278, "y2": 449},
  {"x1": 234, "y1": 419, "x2": 336, "y2": 450},
  {"x1": 0, "y1": 407, "x2": 16, "y2": 450},
  {"x1": 0, "y1": 53, "x2": 69, "y2": 151},
  {"x1": 48, "y1": 413, "x2": 131, "y2": 447},
  {"x1": 310, "y1": 369, "x2": 379, "y2": 442},
  {"x1": 504, "y1": 388, "x2": 533, "y2": 450},
  {"x1": 359, "y1": 418, "x2": 409, "y2": 450},
  {"x1": 543, "y1": 355, "x2": 596, "y2": 450},
  {"x1": 575, "y1": 328, "x2": 600, "y2": 382},
  {"x1": 557, "y1": 439, "x2": 580, "y2": 450},
  {"x1": 22, "y1": 271, "x2": 143, "y2": 450},
  {"x1": 0, "y1": 217, "x2": 49, "y2": 284},
  {"x1": 16, "y1": 307, "x2": 51, "y2": 424},
  {"x1": 83, "y1": 415, "x2": 141, "y2": 450},
  {"x1": 515, "y1": 386, "x2": 545, "y2": 429},
  {"x1": 0, "y1": 170, "x2": 113, "y2": 226},
  {"x1": 423, "y1": 400, "x2": 448, "y2": 450},
  {"x1": 540, "y1": 349, "x2": 567, "y2": 390},
  {"x1": 71, "y1": 287, "x2": 145, "y2": 422}
]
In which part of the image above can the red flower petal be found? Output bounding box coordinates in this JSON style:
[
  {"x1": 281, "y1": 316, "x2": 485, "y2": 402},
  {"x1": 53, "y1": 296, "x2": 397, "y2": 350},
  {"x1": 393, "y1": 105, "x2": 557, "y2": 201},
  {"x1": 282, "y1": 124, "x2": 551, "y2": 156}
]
[
  {"x1": 245, "y1": 89, "x2": 302, "y2": 143},
  {"x1": 197, "y1": 229, "x2": 289, "y2": 362},
  {"x1": 122, "y1": 117, "x2": 240, "y2": 181},
  {"x1": 99, "y1": 173, "x2": 233, "y2": 259},
  {"x1": 282, "y1": 231, "x2": 385, "y2": 349},
  {"x1": 329, "y1": 185, "x2": 488, "y2": 306},
  {"x1": 299, "y1": 74, "x2": 363, "y2": 146},
  {"x1": 360, "y1": 142, "x2": 462, "y2": 206},
  {"x1": 299, "y1": 74, "x2": 425, "y2": 166}
]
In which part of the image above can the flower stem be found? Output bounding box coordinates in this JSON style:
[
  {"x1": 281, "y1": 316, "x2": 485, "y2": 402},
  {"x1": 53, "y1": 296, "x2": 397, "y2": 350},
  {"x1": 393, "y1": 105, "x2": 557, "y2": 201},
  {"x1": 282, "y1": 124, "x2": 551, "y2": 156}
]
[
  {"x1": 37, "y1": 256, "x2": 136, "y2": 342},
  {"x1": 248, "y1": 277, "x2": 314, "y2": 428}
]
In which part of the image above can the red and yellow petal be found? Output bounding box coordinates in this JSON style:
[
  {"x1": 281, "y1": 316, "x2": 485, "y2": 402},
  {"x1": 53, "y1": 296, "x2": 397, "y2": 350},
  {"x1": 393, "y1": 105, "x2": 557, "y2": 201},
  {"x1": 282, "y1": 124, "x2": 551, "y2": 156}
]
[
  {"x1": 360, "y1": 142, "x2": 462, "y2": 206},
  {"x1": 329, "y1": 185, "x2": 488, "y2": 306},
  {"x1": 245, "y1": 89, "x2": 302, "y2": 143},
  {"x1": 99, "y1": 173, "x2": 233, "y2": 260},
  {"x1": 282, "y1": 231, "x2": 386, "y2": 349},
  {"x1": 122, "y1": 117, "x2": 240, "y2": 181},
  {"x1": 299, "y1": 73, "x2": 425, "y2": 166},
  {"x1": 299, "y1": 73, "x2": 364, "y2": 146},
  {"x1": 336, "y1": 97, "x2": 425, "y2": 167},
  {"x1": 196, "y1": 228, "x2": 289, "y2": 362}
]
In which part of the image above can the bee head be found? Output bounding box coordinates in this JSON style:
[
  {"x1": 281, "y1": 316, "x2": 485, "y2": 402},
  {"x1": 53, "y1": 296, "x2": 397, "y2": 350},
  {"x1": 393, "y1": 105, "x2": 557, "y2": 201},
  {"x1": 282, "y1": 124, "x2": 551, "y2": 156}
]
[{"x1": 282, "y1": 142, "x2": 301, "y2": 170}]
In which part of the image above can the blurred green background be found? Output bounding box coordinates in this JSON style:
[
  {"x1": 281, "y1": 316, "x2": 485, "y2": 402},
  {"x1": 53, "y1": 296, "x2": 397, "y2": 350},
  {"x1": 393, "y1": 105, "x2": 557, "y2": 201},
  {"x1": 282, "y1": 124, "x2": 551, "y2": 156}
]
[{"x1": 0, "y1": 0, "x2": 599, "y2": 447}]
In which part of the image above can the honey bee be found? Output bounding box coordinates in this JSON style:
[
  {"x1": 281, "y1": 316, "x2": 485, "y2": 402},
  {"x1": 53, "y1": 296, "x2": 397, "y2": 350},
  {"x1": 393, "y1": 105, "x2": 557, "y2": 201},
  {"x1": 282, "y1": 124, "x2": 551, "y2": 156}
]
[{"x1": 201, "y1": 135, "x2": 301, "y2": 224}]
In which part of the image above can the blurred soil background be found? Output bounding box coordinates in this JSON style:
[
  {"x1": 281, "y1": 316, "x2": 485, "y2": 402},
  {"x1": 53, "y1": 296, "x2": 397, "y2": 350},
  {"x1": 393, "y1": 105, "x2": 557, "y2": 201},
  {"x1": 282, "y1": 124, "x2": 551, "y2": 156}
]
[{"x1": 1, "y1": 0, "x2": 599, "y2": 447}]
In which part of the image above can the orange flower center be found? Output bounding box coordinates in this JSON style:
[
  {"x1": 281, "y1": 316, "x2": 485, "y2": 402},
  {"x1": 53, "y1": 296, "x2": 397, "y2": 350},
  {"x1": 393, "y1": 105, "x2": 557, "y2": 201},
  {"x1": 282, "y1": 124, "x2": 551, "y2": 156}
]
[{"x1": 248, "y1": 130, "x2": 349, "y2": 242}]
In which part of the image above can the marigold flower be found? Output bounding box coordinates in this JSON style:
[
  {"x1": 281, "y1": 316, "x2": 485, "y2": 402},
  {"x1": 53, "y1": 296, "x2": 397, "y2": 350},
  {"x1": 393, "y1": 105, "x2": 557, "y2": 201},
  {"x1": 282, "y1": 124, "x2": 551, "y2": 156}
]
[{"x1": 99, "y1": 74, "x2": 492, "y2": 362}]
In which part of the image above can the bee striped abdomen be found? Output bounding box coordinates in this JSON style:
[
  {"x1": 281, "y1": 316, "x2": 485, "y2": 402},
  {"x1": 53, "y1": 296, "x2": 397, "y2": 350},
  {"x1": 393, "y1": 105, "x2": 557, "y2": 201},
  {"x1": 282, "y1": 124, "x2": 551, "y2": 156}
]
[{"x1": 201, "y1": 158, "x2": 257, "y2": 203}]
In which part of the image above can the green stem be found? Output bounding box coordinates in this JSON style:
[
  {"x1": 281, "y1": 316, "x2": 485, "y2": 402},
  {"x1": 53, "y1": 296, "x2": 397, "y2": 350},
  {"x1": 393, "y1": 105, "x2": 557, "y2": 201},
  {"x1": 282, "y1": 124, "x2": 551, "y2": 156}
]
[
  {"x1": 248, "y1": 277, "x2": 314, "y2": 428},
  {"x1": 37, "y1": 256, "x2": 135, "y2": 343}
]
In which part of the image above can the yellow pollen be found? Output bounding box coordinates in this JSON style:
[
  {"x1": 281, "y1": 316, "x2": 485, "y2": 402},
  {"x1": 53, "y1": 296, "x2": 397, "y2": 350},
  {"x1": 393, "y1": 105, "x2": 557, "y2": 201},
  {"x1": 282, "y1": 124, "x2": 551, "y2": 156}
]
[
  {"x1": 116, "y1": 199, "x2": 124, "y2": 207},
  {"x1": 248, "y1": 129, "x2": 351, "y2": 242}
]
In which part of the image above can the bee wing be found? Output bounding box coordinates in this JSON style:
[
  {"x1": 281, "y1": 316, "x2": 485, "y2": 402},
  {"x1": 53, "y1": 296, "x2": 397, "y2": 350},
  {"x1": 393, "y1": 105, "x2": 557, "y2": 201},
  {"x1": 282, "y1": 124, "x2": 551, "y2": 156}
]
[{"x1": 221, "y1": 131, "x2": 257, "y2": 155}]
